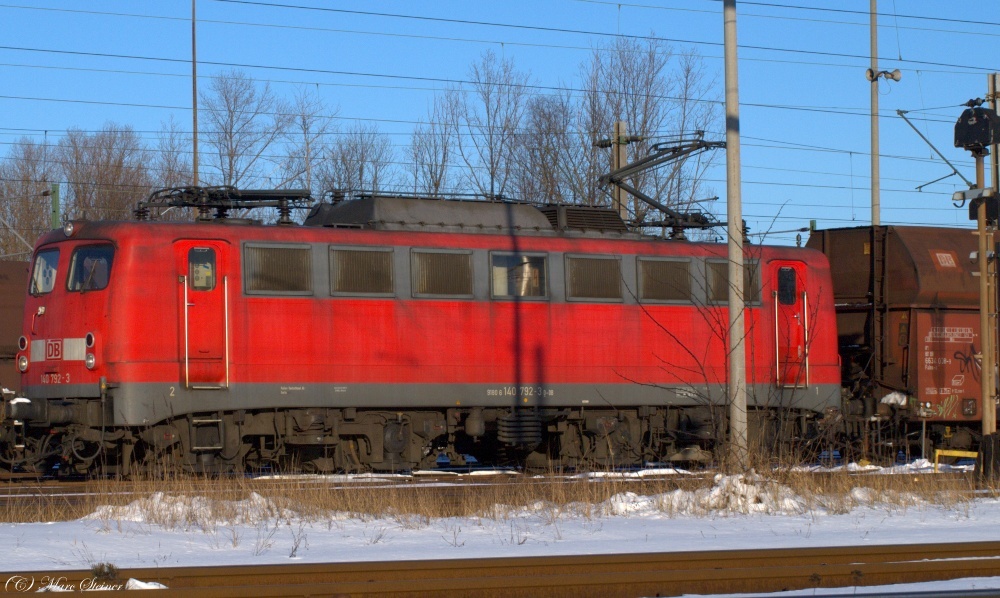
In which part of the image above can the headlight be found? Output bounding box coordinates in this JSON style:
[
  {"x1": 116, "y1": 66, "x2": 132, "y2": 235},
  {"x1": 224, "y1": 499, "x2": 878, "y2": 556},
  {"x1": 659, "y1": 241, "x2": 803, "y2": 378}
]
[
  {"x1": 85, "y1": 353, "x2": 96, "y2": 370},
  {"x1": 17, "y1": 355, "x2": 28, "y2": 372},
  {"x1": 63, "y1": 222, "x2": 75, "y2": 237}
]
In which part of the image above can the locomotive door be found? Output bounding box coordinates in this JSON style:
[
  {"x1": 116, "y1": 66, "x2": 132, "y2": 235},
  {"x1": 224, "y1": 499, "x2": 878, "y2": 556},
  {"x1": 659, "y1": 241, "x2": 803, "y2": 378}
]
[
  {"x1": 175, "y1": 241, "x2": 229, "y2": 389},
  {"x1": 771, "y1": 261, "x2": 809, "y2": 387}
]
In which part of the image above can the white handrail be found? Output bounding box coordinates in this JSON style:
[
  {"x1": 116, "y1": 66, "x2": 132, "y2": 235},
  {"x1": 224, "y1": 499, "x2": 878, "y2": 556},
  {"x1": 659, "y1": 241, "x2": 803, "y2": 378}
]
[
  {"x1": 183, "y1": 275, "x2": 190, "y2": 389},
  {"x1": 224, "y1": 275, "x2": 230, "y2": 389},
  {"x1": 774, "y1": 290, "x2": 780, "y2": 385},
  {"x1": 803, "y1": 290, "x2": 810, "y2": 388}
]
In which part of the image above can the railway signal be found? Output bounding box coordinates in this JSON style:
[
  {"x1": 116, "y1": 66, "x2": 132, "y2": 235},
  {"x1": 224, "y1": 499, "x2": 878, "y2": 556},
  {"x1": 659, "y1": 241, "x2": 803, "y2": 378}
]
[{"x1": 954, "y1": 97, "x2": 1000, "y2": 481}]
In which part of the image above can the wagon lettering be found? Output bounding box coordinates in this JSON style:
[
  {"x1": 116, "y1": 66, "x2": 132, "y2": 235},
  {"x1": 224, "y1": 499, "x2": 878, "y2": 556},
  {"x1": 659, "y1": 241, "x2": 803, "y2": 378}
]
[{"x1": 487, "y1": 386, "x2": 552, "y2": 398}]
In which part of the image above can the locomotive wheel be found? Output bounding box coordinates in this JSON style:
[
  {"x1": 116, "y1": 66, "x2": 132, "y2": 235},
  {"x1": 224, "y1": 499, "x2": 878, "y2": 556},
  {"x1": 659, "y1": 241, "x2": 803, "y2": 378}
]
[
  {"x1": 139, "y1": 443, "x2": 184, "y2": 479},
  {"x1": 333, "y1": 439, "x2": 365, "y2": 473},
  {"x1": 0, "y1": 434, "x2": 61, "y2": 475},
  {"x1": 63, "y1": 437, "x2": 102, "y2": 475},
  {"x1": 0, "y1": 440, "x2": 23, "y2": 469}
]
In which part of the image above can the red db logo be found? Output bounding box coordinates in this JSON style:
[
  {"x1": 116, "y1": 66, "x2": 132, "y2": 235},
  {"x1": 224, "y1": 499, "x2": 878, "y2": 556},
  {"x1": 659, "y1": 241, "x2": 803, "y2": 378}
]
[{"x1": 45, "y1": 339, "x2": 63, "y2": 360}]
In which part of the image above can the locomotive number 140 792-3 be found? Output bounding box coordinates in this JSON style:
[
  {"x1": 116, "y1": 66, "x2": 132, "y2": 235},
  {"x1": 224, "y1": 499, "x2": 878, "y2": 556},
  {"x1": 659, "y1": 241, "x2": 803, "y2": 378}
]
[
  {"x1": 40, "y1": 373, "x2": 69, "y2": 384},
  {"x1": 486, "y1": 386, "x2": 554, "y2": 398}
]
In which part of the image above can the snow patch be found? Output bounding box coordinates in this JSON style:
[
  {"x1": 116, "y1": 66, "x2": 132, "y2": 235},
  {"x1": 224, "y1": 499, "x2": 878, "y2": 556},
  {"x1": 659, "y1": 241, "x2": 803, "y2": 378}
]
[{"x1": 86, "y1": 492, "x2": 296, "y2": 530}]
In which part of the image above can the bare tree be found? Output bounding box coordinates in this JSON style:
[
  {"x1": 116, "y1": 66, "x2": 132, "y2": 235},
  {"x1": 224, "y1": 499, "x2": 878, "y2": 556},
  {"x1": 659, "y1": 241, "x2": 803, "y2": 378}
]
[
  {"x1": 451, "y1": 51, "x2": 530, "y2": 199},
  {"x1": 56, "y1": 123, "x2": 152, "y2": 221},
  {"x1": 512, "y1": 93, "x2": 574, "y2": 203},
  {"x1": 578, "y1": 37, "x2": 719, "y2": 221},
  {"x1": 281, "y1": 87, "x2": 335, "y2": 195},
  {"x1": 200, "y1": 69, "x2": 291, "y2": 189},
  {"x1": 153, "y1": 116, "x2": 192, "y2": 190},
  {"x1": 0, "y1": 137, "x2": 54, "y2": 258},
  {"x1": 318, "y1": 122, "x2": 397, "y2": 195},
  {"x1": 409, "y1": 96, "x2": 454, "y2": 197},
  {"x1": 582, "y1": 36, "x2": 671, "y2": 220},
  {"x1": 662, "y1": 52, "x2": 720, "y2": 216}
]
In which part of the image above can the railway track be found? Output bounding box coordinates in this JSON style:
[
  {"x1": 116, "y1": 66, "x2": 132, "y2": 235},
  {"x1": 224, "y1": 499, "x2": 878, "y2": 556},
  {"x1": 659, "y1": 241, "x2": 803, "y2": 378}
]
[{"x1": 4, "y1": 541, "x2": 998, "y2": 597}]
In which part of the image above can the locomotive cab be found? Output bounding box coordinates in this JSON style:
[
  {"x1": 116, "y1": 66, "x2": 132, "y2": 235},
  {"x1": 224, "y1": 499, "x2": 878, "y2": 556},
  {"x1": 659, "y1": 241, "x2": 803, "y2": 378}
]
[{"x1": 3, "y1": 227, "x2": 116, "y2": 472}]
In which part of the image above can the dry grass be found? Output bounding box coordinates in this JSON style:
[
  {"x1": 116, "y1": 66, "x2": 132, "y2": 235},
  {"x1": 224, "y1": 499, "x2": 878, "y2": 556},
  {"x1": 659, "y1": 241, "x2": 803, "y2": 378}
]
[{"x1": 0, "y1": 467, "x2": 993, "y2": 526}]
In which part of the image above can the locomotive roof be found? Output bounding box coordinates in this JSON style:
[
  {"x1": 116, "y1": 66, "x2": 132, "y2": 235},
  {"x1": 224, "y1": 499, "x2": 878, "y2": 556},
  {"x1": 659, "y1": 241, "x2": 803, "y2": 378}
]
[
  {"x1": 805, "y1": 225, "x2": 978, "y2": 308},
  {"x1": 303, "y1": 195, "x2": 632, "y2": 236}
]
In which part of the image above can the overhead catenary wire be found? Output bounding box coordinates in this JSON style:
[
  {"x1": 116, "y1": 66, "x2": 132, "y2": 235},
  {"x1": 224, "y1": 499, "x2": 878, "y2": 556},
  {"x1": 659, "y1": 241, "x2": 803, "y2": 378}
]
[{"x1": 0, "y1": 1, "x2": 986, "y2": 236}]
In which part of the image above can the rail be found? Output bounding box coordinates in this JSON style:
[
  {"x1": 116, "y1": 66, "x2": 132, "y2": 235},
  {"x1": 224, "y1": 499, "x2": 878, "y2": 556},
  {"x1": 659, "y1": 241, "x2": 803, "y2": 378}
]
[{"x1": 4, "y1": 541, "x2": 1000, "y2": 597}]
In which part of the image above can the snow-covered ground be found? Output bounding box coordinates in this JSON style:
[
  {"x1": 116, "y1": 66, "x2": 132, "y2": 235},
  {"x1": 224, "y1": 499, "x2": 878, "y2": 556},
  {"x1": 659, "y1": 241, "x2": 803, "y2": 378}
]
[{"x1": 3, "y1": 459, "x2": 1000, "y2": 595}]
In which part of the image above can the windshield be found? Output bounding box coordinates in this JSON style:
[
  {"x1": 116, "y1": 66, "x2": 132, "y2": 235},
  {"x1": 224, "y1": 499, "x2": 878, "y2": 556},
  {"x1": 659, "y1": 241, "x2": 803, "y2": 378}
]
[
  {"x1": 67, "y1": 245, "x2": 114, "y2": 292},
  {"x1": 29, "y1": 249, "x2": 60, "y2": 296}
]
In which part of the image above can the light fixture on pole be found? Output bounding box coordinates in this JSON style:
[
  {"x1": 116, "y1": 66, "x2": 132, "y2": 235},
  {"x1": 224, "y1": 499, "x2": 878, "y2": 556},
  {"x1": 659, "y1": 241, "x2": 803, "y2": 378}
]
[
  {"x1": 866, "y1": 68, "x2": 901, "y2": 83},
  {"x1": 867, "y1": 55, "x2": 901, "y2": 228}
]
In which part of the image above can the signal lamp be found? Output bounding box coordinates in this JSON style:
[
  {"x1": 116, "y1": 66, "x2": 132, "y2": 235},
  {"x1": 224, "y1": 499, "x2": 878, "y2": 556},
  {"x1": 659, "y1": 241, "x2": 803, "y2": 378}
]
[{"x1": 17, "y1": 355, "x2": 28, "y2": 372}]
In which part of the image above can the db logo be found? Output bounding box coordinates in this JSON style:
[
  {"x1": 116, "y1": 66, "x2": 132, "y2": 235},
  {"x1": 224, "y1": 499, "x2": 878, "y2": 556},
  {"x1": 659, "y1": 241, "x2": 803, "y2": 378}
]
[{"x1": 45, "y1": 339, "x2": 63, "y2": 360}]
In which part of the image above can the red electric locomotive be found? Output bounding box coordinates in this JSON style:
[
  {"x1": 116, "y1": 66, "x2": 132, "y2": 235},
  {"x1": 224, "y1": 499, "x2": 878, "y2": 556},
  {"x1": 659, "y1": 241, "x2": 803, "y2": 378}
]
[{"x1": 1, "y1": 188, "x2": 841, "y2": 475}]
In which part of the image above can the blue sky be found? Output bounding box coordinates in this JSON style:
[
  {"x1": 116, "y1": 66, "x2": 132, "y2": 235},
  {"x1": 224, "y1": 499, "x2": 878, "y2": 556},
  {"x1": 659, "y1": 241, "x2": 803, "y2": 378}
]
[{"x1": 2, "y1": 1, "x2": 998, "y2": 244}]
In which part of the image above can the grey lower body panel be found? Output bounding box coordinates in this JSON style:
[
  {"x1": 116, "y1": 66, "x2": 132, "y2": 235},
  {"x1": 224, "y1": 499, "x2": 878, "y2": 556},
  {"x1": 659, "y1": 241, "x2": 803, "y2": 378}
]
[
  {"x1": 22, "y1": 383, "x2": 102, "y2": 399},
  {"x1": 88, "y1": 381, "x2": 841, "y2": 427}
]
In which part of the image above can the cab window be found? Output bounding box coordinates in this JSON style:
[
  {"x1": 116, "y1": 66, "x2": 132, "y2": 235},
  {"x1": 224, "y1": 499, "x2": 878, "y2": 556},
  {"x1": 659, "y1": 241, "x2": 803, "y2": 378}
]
[
  {"x1": 30, "y1": 249, "x2": 59, "y2": 296},
  {"x1": 67, "y1": 245, "x2": 114, "y2": 292}
]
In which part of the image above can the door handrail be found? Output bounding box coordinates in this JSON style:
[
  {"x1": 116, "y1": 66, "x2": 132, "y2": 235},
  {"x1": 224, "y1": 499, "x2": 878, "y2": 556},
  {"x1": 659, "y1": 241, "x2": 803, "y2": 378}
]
[
  {"x1": 773, "y1": 290, "x2": 780, "y2": 385},
  {"x1": 182, "y1": 275, "x2": 190, "y2": 389},
  {"x1": 224, "y1": 275, "x2": 230, "y2": 389},
  {"x1": 803, "y1": 290, "x2": 810, "y2": 388}
]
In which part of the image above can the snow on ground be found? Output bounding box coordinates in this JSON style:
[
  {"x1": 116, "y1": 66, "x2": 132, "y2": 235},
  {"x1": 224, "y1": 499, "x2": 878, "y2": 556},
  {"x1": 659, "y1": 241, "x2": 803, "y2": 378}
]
[{"x1": 1, "y1": 460, "x2": 998, "y2": 595}]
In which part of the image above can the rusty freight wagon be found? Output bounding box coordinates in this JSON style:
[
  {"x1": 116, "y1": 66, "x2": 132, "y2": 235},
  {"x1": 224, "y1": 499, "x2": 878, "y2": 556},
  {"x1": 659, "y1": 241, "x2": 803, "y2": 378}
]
[
  {"x1": 807, "y1": 225, "x2": 984, "y2": 457},
  {"x1": 0, "y1": 261, "x2": 28, "y2": 396}
]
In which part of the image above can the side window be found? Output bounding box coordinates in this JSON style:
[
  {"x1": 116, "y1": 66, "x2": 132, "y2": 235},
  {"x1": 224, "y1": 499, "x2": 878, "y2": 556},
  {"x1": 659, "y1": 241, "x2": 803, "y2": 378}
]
[
  {"x1": 491, "y1": 253, "x2": 547, "y2": 299},
  {"x1": 777, "y1": 267, "x2": 797, "y2": 305},
  {"x1": 707, "y1": 260, "x2": 761, "y2": 304},
  {"x1": 412, "y1": 250, "x2": 473, "y2": 297},
  {"x1": 244, "y1": 244, "x2": 313, "y2": 295},
  {"x1": 566, "y1": 255, "x2": 622, "y2": 301},
  {"x1": 189, "y1": 247, "x2": 216, "y2": 291},
  {"x1": 30, "y1": 248, "x2": 59, "y2": 296},
  {"x1": 67, "y1": 245, "x2": 114, "y2": 292},
  {"x1": 330, "y1": 247, "x2": 394, "y2": 296},
  {"x1": 638, "y1": 258, "x2": 691, "y2": 302}
]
